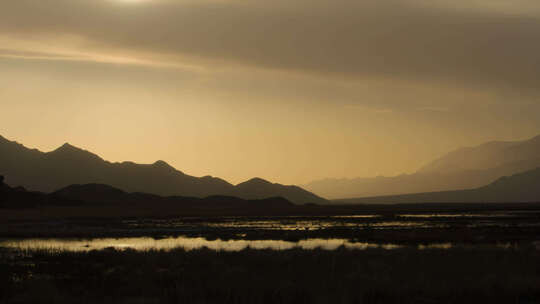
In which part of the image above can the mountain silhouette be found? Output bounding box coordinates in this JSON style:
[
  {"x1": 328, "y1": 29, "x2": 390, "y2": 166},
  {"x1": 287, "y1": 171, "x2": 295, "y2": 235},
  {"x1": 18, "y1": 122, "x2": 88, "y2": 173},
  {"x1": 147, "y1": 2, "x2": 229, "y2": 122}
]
[
  {"x1": 52, "y1": 183, "x2": 294, "y2": 208},
  {"x1": 418, "y1": 134, "x2": 540, "y2": 174},
  {"x1": 0, "y1": 175, "x2": 80, "y2": 208},
  {"x1": 0, "y1": 135, "x2": 326, "y2": 204},
  {"x1": 0, "y1": 175, "x2": 294, "y2": 210},
  {"x1": 53, "y1": 183, "x2": 137, "y2": 203},
  {"x1": 337, "y1": 167, "x2": 540, "y2": 204},
  {"x1": 234, "y1": 178, "x2": 324, "y2": 204},
  {"x1": 305, "y1": 134, "x2": 540, "y2": 199}
]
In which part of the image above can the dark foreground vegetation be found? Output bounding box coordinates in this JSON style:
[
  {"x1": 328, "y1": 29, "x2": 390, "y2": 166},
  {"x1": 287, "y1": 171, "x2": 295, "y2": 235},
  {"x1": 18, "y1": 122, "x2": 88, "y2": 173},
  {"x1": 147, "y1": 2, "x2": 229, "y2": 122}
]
[{"x1": 1, "y1": 246, "x2": 540, "y2": 304}]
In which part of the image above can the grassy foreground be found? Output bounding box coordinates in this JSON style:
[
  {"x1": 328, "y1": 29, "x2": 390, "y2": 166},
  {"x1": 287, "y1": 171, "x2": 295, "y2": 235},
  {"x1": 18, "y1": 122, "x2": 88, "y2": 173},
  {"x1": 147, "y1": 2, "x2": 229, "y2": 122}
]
[{"x1": 1, "y1": 246, "x2": 540, "y2": 304}]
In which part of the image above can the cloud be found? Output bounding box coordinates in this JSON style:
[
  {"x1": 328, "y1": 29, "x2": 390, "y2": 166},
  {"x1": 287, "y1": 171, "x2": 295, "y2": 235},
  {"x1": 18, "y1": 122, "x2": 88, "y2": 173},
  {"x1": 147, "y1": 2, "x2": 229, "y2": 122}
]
[{"x1": 1, "y1": 0, "x2": 540, "y2": 94}]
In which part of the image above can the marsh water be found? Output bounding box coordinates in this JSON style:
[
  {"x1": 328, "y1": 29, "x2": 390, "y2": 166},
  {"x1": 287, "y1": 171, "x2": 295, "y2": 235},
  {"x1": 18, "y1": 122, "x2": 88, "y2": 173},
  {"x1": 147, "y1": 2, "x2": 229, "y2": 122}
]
[
  {"x1": 121, "y1": 211, "x2": 540, "y2": 231},
  {"x1": 0, "y1": 237, "x2": 406, "y2": 252},
  {"x1": 2, "y1": 211, "x2": 540, "y2": 252}
]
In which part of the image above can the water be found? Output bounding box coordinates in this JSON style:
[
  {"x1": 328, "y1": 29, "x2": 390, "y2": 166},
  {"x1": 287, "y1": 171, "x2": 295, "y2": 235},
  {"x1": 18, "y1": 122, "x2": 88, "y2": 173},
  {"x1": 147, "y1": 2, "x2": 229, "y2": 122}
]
[
  {"x1": 0, "y1": 237, "x2": 403, "y2": 252},
  {"x1": 122, "y1": 211, "x2": 539, "y2": 231},
  {"x1": 2, "y1": 211, "x2": 539, "y2": 252},
  {"x1": 1, "y1": 237, "x2": 530, "y2": 252}
]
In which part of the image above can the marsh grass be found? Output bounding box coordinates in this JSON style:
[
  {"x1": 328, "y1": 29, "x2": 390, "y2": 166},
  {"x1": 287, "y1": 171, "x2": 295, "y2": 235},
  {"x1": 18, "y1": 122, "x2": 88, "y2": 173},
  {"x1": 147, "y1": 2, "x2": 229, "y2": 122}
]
[{"x1": 1, "y1": 246, "x2": 539, "y2": 303}]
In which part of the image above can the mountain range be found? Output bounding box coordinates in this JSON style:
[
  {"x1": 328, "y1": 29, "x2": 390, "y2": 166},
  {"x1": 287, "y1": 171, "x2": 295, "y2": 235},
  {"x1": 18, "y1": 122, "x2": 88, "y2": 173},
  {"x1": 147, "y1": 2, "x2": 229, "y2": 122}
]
[
  {"x1": 336, "y1": 167, "x2": 540, "y2": 204},
  {"x1": 0, "y1": 135, "x2": 326, "y2": 204},
  {"x1": 0, "y1": 176, "x2": 294, "y2": 212},
  {"x1": 305, "y1": 134, "x2": 540, "y2": 199}
]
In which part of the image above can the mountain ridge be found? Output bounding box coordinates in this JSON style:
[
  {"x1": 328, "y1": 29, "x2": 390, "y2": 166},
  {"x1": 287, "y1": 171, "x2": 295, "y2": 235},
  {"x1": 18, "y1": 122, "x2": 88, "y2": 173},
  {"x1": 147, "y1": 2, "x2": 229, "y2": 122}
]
[
  {"x1": 306, "y1": 134, "x2": 540, "y2": 199},
  {"x1": 335, "y1": 167, "x2": 540, "y2": 204},
  {"x1": 0, "y1": 135, "x2": 327, "y2": 204},
  {"x1": 0, "y1": 176, "x2": 295, "y2": 210}
]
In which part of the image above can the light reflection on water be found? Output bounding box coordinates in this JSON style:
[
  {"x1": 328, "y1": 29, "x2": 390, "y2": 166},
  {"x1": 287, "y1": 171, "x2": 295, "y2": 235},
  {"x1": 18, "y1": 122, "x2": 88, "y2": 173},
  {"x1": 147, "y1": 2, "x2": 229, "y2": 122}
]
[
  {"x1": 126, "y1": 218, "x2": 445, "y2": 231},
  {"x1": 122, "y1": 211, "x2": 540, "y2": 232},
  {"x1": 2, "y1": 238, "x2": 529, "y2": 252},
  {"x1": 3, "y1": 212, "x2": 538, "y2": 252},
  {"x1": 0, "y1": 237, "x2": 404, "y2": 252}
]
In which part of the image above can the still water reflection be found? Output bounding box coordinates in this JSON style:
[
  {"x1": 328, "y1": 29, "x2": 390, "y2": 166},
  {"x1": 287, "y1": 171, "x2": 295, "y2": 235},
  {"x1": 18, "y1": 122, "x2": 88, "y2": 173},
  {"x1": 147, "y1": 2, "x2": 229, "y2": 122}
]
[
  {"x1": 0, "y1": 237, "x2": 403, "y2": 252},
  {"x1": 123, "y1": 211, "x2": 539, "y2": 232}
]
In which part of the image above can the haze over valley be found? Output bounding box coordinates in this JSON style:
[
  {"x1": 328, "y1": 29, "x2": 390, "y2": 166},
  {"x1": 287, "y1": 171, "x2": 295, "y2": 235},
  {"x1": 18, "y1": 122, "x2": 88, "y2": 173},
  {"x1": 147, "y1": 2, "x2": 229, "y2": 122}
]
[{"x1": 306, "y1": 134, "x2": 540, "y2": 199}]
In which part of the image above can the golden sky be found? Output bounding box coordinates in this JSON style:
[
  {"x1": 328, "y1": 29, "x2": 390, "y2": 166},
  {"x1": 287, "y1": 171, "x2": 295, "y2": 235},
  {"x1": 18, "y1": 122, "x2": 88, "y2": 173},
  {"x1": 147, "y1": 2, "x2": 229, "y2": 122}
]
[{"x1": 1, "y1": 0, "x2": 540, "y2": 184}]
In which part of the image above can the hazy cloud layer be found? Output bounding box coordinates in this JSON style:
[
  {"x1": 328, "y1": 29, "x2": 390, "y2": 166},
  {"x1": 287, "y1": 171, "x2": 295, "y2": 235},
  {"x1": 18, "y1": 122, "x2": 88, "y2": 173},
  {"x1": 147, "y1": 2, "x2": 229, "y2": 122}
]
[{"x1": 2, "y1": 0, "x2": 540, "y2": 92}]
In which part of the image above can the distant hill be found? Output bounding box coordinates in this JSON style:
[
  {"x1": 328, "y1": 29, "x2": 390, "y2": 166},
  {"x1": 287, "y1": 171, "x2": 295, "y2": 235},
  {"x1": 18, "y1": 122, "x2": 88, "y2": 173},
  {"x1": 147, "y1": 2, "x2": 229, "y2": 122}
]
[
  {"x1": 234, "y1": 178, "x2": 324, "y2": 205},
  {"x1": 0, "y1": 135, "x2": 327, "y2": 204},
  {"x1": 418, "y1": 135, "x2": 540, "y2": 174},
  {"x1": 0, "y1": 176, "x2": 293, "y2": 210},
  {"x1": 336, "y1": 167, "x2": 540, "y2": 204},
  {"x1": 0, "y1": 175, "x2": 80, "y2": 208},
  {"x1": 305, "y1": 134, "x2": 540, "y2": 199},
  {"x1": 52, "y1": 183, "x2": 294, "y2": 208}
]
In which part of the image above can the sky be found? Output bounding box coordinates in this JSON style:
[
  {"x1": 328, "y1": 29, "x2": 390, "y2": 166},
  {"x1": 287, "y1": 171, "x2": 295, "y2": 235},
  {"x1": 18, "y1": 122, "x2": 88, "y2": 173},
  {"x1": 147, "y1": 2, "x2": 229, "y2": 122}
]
[{"x1": 1, "y1": 0, "x2": 540, "y2": 185}]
